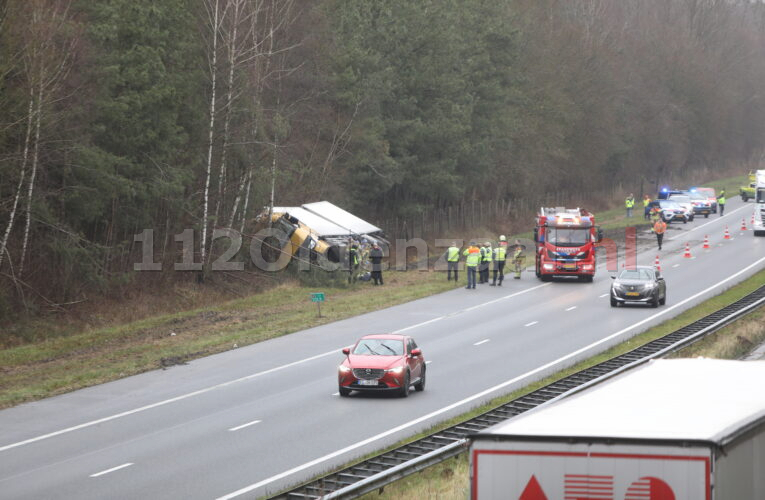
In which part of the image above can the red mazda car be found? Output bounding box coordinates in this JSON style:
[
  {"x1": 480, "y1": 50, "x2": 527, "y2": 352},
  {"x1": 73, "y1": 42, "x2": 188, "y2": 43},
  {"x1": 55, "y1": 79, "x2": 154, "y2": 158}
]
[{"x1": 338, "y1": 334, "x2": 426, "y2": 397}]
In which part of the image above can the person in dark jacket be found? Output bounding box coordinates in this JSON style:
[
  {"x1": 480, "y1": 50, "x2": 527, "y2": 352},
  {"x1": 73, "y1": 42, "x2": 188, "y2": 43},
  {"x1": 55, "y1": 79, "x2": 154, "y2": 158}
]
[{"x1": 369, "y1": 243, "x2": 384, "y2": 285}]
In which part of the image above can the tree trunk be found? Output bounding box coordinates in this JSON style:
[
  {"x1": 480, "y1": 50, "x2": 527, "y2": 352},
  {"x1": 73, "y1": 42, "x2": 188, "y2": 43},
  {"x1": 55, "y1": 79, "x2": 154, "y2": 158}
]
[
  {"x1": 0, "y1": 95, "x2": 34, "y2": 269},
  {"x1": 19, "y1": 79, "x2": 44, "y2": 276},
  {"x1": 201, "y1": 0, "x2": 221, "y2": 264}
]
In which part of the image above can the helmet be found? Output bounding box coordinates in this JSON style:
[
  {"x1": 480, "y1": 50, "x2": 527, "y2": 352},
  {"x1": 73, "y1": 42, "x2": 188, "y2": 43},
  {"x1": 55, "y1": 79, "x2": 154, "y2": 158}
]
[
  {"x1": 499, "y1": 235, "x2": 506, "y2": 241},
  {"x1": 485, "y1": 241, "x2": 491, "y2": 247}
]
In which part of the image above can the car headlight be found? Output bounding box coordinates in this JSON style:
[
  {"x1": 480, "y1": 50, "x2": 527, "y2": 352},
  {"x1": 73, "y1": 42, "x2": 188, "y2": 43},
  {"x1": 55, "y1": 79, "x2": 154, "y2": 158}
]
[
  {"x1": 543, "y1": 264, "x2": 554, "y2": 270},
  {"x1": 612, "y1": 283, "x2": 622, "y2": 290},
  {"x1": 644, "y1": 282, "x2": 655, "y2": 289},
  {"x1": 338, "y1": 365, "x2": 351, "y2": 373},
  {"x1": 385, "y1": 366, "x2": 404, "y2": 374}
]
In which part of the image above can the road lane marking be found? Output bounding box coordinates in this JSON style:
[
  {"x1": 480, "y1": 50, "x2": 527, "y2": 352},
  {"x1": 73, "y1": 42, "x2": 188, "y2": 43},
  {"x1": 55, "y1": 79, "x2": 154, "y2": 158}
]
[
  {"x1": 229, "y1": 420, "x2": 261, "y2": 432},
  {"x1": 1, "y1": 284, "x2": 554, "y2": 453},
  {"x1": 425, "y1": 360, "x2": 432, "y2": 364},
  {"x1": 599, "y1": 294, "x2": 609, "y2": 298},
  {"x1": 673, "y1": 264, "x2": 680, "y2": 268},
  {"x1": 565, "y1": 306, "x2": 577, "y2": 311},
  {"x1": 668, "y1": 204, "x2": 748, "y2": 240},
  {"x1": 395, "y1": 283, "x2": 550, "y2": 333},
  {"x1": 332, "y1": 392, "x2": 339, "y2": 396},
  {"x1": 90, "y1": 463, "x2": 133, "y2": 478},
  {"x1": 524, "y1": 321, "x2": 538, "y2": 327},
  {"x1": 215, "y1": 254, "x2": 765, "y2": 500},
  {"x1": 473, "y1": 339, "x2": 490, "y2": 346}
]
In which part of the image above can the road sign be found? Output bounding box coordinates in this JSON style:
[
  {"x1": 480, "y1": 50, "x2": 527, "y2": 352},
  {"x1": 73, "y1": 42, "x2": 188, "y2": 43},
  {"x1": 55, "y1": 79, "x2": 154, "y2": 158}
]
[{"x1": 309, "y1": 292, "x2": 325, "y2": 317}]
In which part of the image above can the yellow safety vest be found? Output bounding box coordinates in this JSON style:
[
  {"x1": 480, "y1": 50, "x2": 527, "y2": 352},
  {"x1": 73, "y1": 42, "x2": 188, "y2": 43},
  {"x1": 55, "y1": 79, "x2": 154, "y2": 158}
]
[
  {"x1": 464, "y1": 247, "x2": 481, "y2": 267},
  {"x1": 625, "y1": 198, "x2": 635, "y2": 208},
  {"x1": 493, "y1": 246, "x2": 506, "y2": 261},
  {"x1": 447, "y1": 246, "x2": 460, "y2": 262},
  {"x1": 482, "y1": 247, "x2": 492, "y2": 262}
]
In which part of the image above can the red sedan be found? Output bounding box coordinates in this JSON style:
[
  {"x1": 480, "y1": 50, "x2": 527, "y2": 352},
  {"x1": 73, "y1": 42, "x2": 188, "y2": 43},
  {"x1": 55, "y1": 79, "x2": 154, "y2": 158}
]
[{"x1": 338, "y1": 334, "x2": 426, "y2": 397}]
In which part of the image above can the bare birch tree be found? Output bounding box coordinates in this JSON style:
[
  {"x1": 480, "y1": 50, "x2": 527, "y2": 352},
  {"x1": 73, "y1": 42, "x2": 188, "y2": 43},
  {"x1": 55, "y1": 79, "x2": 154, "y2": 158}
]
[{"x1": 0, "y1": 1, "x2": 76, "y2": 275}]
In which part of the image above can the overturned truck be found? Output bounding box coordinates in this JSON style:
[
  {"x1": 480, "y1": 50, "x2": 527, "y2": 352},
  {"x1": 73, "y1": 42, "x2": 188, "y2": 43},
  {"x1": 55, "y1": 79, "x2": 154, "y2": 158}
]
[{"x1": 258, "y1": 201, "x2": 389, "y2": 266}]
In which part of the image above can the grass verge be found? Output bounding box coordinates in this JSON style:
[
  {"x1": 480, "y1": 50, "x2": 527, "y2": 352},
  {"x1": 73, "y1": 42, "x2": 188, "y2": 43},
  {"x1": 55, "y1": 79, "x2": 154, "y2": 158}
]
[{"x1": 0, "y1": 270, "x2": 459, "y2": 409}]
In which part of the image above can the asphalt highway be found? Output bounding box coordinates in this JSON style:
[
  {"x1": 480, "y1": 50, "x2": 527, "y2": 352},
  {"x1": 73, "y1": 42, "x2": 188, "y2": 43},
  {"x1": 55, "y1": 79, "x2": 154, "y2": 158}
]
[{"x1": 0, "y1": 199, "x2": 763, "y2": 499}]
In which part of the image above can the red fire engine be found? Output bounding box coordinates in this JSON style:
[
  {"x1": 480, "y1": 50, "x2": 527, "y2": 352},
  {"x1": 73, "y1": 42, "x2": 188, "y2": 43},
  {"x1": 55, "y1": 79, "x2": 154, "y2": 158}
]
[{"x1": 534, "y1": 207, "x2": 602, "y2": 282}]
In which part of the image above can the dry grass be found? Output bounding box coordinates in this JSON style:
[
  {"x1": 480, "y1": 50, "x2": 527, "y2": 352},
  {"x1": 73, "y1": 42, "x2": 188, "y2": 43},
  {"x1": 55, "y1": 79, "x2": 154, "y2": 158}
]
[
  {"x1": 0, "y1": 269, "x2": 459, "y2": 408},
  {"x1": 358, "y1": 456, "x2": 469, "y2": 500}
]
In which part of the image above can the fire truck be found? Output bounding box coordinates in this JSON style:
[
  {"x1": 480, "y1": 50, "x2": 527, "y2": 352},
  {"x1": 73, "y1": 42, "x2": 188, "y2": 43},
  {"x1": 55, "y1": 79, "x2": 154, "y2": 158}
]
[{"x1": 534, "y1": 207, "x2": 602, "y2": 282}]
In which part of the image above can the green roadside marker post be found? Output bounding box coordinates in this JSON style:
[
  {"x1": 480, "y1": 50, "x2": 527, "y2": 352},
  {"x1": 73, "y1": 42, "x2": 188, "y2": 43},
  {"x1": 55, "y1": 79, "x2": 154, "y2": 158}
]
[{"x1": 310, "y1": 292, "x2": 325, "y2": 317}]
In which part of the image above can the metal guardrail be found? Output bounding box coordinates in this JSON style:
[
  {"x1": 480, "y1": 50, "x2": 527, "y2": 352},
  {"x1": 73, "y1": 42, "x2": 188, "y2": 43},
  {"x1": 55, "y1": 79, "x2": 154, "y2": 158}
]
[{"x1": 271, "y1": 284, "x2": 765, "y2": 500}]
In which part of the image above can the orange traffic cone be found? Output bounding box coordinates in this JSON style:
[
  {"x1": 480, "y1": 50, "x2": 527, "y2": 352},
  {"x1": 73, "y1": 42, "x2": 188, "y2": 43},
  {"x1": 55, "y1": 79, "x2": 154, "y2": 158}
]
[
  {"x1": 741, "y1": 218, "x2": 748, "y2": 231},
  {"x1": 654, "y1": 255, "x2": 661, "y2": 272},
  {"x1": 724, "y1": 226, "x2": 731, "y2": 239},
  {"x1": 703, "y1": 235, "x2": 710, "y2": 249},
  {"x1": 683, "y1": 242, "x2": 692, "y2": 258}
]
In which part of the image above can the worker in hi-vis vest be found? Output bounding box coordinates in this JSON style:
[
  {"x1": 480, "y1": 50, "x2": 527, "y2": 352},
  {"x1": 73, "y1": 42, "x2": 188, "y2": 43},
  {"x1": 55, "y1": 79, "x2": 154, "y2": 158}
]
[
  {"x1": 445, "y1": 242, "x2": 460, "y2": 282},
  {"x1": 491, "y1": 236, "x2": 508, "y2": 286},
  {"x1": 463, "y1": 241, "x2": 481, "y2": 290},
  {"x1": 625, "y1": 193, "x2": 635, "y2": 218}
]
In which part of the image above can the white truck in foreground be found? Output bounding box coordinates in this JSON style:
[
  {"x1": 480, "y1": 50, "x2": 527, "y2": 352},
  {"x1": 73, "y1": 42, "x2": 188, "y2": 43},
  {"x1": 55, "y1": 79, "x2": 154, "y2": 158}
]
[
  {"x1": 469, "y1": 359, "x2": 765, "y2": 499},
  {"x1": 754, "y1": 169, "x2": 765, "y2": 236}
]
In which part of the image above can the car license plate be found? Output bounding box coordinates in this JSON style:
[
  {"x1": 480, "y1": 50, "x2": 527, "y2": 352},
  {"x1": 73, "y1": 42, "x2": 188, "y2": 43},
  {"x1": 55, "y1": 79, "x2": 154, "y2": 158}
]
[
  {"x1": 563, "y1": 264, "x2": 577, "y2": 270},
  {"x1": 358, "y1": 379, "x2": 378, "y2": 386},
  {"x1": 626, "y1": 292, "x2": 640, "y2": 297}
]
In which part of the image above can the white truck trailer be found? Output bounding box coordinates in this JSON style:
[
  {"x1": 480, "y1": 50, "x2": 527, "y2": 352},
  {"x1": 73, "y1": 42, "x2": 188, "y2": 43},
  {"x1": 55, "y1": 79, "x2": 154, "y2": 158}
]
[
  {"x1": 470, "y1": 358, "x2": 765, "y2": 499},
  {"x1": 754, "y1": 169, "x2": 765, "y2": 236}
]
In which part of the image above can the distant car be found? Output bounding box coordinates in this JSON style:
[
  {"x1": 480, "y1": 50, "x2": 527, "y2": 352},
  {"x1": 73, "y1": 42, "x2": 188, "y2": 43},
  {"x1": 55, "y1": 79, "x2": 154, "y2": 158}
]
[
  {"x1": 690, "y1": 187, "x2": 717, "y2": 213},
  {"x1": 610, "y1": 266, "x2": 666, "y2": 308},
  {"x1": 666, "y1": 193, "x2": 695, "y2": 221},
  {"x1": 657, "y1": 188, "x2": 685, "y2": 200},
  {"x1": 647, "y1": 200, "x2": 691, "y2": 223},
  {"x1": 687, "y1": 191, "x2": 712, "y2": 218},
  {"x1": 338, "y1": 334, "x2": 425, "y2": 397}
]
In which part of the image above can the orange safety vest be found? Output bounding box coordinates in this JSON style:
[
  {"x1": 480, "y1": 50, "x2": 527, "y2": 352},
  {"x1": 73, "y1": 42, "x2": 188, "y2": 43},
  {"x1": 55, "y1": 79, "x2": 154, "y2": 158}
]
[{"x1": 654, "y1": 221, "x2": 667, "y2": 234}]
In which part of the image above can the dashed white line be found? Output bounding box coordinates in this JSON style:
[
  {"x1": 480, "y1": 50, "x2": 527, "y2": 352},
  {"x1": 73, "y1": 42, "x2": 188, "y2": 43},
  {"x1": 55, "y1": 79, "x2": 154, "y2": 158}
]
[
  {"x1": 673, "y1": 264, "x2": 680, "y2": 268},
  {"x1": 474, "y1": 339, "x2": 490, "y2": 346},
  {"x1": 229, "y1": 420, "x2": 262, "y2": 432},
  {"x1": 425, "y1": 360, "x2": 432, "y2": 365},
  {"x1": 599, "y1": 293, "x2": 609, "y2": 298},
  {"x1": 90, "y1": 463, "x2": 133, "y2": 478},
  {"x1": 217, "y1": 255, "x2": 765, "y2": 500},
  {"x1": 1, "y1": 282, "x2": 554, "y2": 454},
  {"x1": 332, "y1": 392, "x2": 340, "y2": 396},
  {"x1": 524, "y1": 321, "x2": 538, "y2": 327},
  {"x1": 565, "y1": 306, "x2": 577, "y2": 311}
]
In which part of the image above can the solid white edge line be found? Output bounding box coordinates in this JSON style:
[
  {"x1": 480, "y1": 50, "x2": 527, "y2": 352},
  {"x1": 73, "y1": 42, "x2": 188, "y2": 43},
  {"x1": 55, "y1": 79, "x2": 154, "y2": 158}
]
[
  {"x1": 228, "y1": 420, "x2": 262, "y2": 432},
  {"x1": 90, "y1": 463, "x2": 133, "y2": 478},
  {"x1": 215, "y1": 254, "x2": 765, "y2": 500},
  {"x1": 1, "y1": 283, "x2": 552, "y2": 453},
  {"x1": 473, "y1": 339, "x2": 490, "y2": 346}
]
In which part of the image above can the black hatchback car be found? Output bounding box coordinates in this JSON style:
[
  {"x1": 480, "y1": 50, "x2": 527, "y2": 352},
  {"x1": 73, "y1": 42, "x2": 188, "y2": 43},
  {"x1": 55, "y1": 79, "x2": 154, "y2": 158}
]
[{"x1": 610, "y1": 266, "x2": 666, "y2": 308}]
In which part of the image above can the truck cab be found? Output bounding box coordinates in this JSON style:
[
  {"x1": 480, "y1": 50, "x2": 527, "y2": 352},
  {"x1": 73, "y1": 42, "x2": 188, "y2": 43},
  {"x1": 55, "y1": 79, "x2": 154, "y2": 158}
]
[
  {"x1": 740, "y1": 170, "x2": 756, "y2": 202},
  {"x1": 753, "y1": 170, "x2": 765, "y2": 236},
  {"x1": 534, "y1": 207, "x2": 602, "y2": 282}
]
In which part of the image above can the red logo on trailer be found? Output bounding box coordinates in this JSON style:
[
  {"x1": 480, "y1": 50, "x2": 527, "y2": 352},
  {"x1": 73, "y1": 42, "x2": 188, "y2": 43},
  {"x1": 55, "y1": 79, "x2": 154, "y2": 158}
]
[
  {"x1": 519, "y1": 475, "x2": 548, "y2": 499},
  {"x1": 624, "y1": 476, "x2": 675, "y2": 499},
  {"x1": 565, "y1": 474, "x2": 614, "y2": 499}
]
